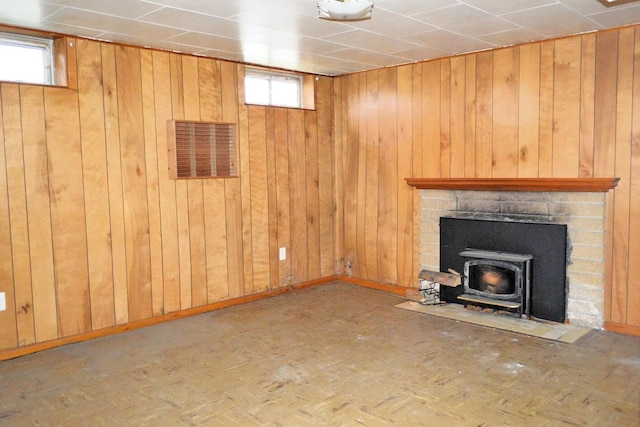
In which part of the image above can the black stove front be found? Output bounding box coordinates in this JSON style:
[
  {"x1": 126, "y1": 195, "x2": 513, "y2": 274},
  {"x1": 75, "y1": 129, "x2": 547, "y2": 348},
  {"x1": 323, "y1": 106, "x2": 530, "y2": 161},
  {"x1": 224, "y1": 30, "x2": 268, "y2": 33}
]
[{"x1": 440, "y1": 217, "x2": 567, "y2": 323}]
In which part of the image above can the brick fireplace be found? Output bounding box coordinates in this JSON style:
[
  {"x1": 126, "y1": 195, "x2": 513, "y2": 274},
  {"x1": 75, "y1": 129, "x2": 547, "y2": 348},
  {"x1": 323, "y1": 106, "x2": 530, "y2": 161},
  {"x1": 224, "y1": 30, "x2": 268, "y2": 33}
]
[{"x1": 418, "y1": 190, "x2": 607, "y2": 329}]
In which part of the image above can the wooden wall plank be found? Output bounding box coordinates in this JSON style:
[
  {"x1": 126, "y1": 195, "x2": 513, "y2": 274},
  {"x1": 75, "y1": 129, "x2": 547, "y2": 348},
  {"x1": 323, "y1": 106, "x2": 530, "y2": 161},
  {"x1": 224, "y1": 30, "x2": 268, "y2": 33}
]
[
  {"x1": 538, "y1": 42, "x2": 555, "y2": 177},
  {"x1": 579, "y1": 35, "x2": 597, "y2": 178},
  {"x1": 492, "y1": 47, "x2": 519, "y2": 177},
  {"x1": 464, "y1": 55, "x2": 477, "y2": 178},
  {"x1": 422, "y1": 62, "x2": 441, "y2": 177},
  {"x1": 305, "y1": 109, "x2": 321, "y2": 280},
  {"x1": 339, "y1": 76, "x2": 354, "y2": 275},
  {"x1": 355, "y1": 74, "x2": 368, "y2": 278},
  {"x1": 411, "y1": 65, "x2": 423, "y2": 281},
  {"x1": 594, "y1": 31, "x2": 619, "y2": 322},
  {"x1": 77, "y1": 39, "x2": 116, "y2": 330},
  {"x1": 182, "y1": 55, "x2": 208, "y2": 308},
  {"x1": 377, "y1": 67, "x2": 398, "y2": 284},
  {"x1": 364, "y1": 71, "x2": 379, "y2": 279},
  {"x1": 518, "y1": 44, "x2": 541, "y2": 178},
  {"x1": 317, "y1": 76, "x2": 334, "y2": 278},
  {"x1": 343, "y1": 74, "x2": 359, "y2": 277},
  {"x1": 101, "y1": 44, "x2": 128, "y2": 324},
  {"x1": 2, "y1": 84, "x2": 36, "y2": 346},
  {"x1": 248, "y1": 106, "x2": 270, "y2": 292},
  {"x1": 198, "y1": 58, "x2": 230, "y2": 301},
  {"x1": 151, "y1": 51, "x2": 180, "y2": 314},
  {"x1": 265, "y1": 108, "x2": 279, "y2": 287},
  {"x1": 450, "y1": 56, "x2": 465, "y2": 178},
  {"x1": 44, "y1": 85, "x2": 91, "y2": 336},
  {"x1": 610, "y1": 29, "x2": 634, "y2": 324},
  {"x1": 553, "y1": 37, "x2": 582, "y2": 177},
  {"x1": 440, "y1": 60, "x2": 452, "y2": 178},
  {"x1": 332, "y1": 77, "x2": 345, "y2": 276},
  {"x1": 288, "y1": 109, "x2": 309, "y2": 282},
  {"x1": 169, "y1": 53, "x2": 192, "y2": 310},
  {"x1": 0, "y1": 87, "x2": 19, "y2": 350},
  {"x1": 274, "y1": 108, "x2": 291, "y2": 286},
  {"x1": 220, "y1": 61, "x2": 244, "y2": 298},
  {"x1": 139, "y1": 49, "x2": 164, "y2": 317},
  {"x1": 236, "y1": 66, "x2": 254, "y2": 293},
  {"x1": 397, "y1": 65, "x2": 414, "y2": 287},
  {"x1": 475, "y1": 52, "x2": 493, "y2": 177},
  {"x1": 20, "y1": 85, "x2": 58, "y2": 342},
  {"x1": 115, "y1": 46, "x2": 152, "y2": 321},
  {"x1": 627, "y1": 27, "x2": 640, "y2": 326}
]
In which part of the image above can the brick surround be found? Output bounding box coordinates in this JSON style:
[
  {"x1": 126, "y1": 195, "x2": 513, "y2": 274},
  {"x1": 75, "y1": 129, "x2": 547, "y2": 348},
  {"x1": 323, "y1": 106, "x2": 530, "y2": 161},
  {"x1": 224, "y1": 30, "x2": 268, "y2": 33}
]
[{"x1": 419, "y1": 190, "x2": 606, "y2": 328}]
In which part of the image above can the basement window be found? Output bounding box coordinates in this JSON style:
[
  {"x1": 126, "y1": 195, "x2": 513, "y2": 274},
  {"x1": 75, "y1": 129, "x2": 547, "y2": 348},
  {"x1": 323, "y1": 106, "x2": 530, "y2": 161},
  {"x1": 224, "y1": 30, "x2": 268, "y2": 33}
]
[
  {"x1": 0, "y1": 32, "x2": 54, "y2": 85},
  {"x1": 245, "y1": 68, "x2": 302, "y2": 108},
  {"x1": 167, "y1": 120, "x2": 238, "y2": 179}
]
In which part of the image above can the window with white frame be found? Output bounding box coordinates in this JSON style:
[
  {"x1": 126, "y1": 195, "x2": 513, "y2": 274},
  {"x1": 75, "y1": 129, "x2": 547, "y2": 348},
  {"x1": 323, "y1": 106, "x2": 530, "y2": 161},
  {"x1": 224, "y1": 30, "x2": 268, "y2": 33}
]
[
  {"x1": 0, "y1": 32, "x2": 54, "y2": 85},
  {"x1": 244, "y1": 68, "x2": 303, "y2": 108}
]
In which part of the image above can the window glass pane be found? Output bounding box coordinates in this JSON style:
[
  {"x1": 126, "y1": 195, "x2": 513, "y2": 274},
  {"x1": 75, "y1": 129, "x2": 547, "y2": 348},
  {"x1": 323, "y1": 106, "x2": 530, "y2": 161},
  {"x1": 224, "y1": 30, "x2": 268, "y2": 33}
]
[
  {"x1": 244, "y1": 76, "x2": 270, "y2": 105},
  {"x1": 0, "y1": 43, "x2": 48, "y2": 84},
  {"x1": 271, "y1": 79, "x2": 300, "y2": 108},
  {"x1": 244, "y1": 69, "x2": 303, "y2": 108},
  {"x1": 0, "y1": 33, "x2": 53, "y2": 85}
]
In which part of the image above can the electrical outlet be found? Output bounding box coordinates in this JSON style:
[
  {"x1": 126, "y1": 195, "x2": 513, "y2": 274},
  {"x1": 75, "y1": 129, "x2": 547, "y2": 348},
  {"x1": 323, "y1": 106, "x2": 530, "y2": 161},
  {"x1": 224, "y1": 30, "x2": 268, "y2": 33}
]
[
  {"x1": 0, "y1": 292, "x2": 6, "y2": 312},
  {"x1": 279, "y1": 247, "x2": 287, "y2": 261}
]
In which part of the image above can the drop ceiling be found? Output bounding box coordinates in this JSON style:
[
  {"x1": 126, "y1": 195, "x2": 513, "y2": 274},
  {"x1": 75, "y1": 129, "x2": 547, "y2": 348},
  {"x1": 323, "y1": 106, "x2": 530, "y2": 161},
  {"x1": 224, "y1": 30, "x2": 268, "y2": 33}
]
[{"x1": 1, "y1": 0, "x2": 639, "y2": 76}]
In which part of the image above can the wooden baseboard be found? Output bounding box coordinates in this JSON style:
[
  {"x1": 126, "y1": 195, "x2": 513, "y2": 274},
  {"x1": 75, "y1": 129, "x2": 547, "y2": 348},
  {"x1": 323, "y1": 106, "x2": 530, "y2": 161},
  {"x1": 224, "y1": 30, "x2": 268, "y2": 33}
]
[
  {"x1": 337, "y1": 275, "x2": 413, "y2": 297},
  {"x1": 0, "y1": 276, "x2": 339, "y2": 361},
  {"x1": 604, "y1": 322, "x2": 640, "y2": 336}
]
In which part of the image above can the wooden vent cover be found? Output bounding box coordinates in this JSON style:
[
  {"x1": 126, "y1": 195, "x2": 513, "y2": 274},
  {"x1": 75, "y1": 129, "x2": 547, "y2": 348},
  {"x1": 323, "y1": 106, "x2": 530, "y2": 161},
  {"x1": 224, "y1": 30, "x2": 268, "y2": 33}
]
[{"x1": 167, "y1": 120, "x2": 238, "y2": 179}]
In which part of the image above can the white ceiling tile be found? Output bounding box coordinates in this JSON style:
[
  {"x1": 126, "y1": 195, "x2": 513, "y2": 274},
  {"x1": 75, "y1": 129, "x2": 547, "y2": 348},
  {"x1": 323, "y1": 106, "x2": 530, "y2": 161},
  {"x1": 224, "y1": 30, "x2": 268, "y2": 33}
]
[
  {"x1": 406, "y1": 30, "x2": 494, "y2": 55},
  {"x1": 166, "y1": 32, "x2": 243, "y2": 53},
  {"x1": 0, "y1": 1, "x2": 62, "y2": 20},
  {"x1": 501, "y1": 3, "x2": 602, "y2": 36},
  {"x1": 47, "y1": 0, "x2": 161, "y2": 19},
  {"x1": 346, "y1": 8, "x2": 438, "y2": 38},
  {"x1": 324, "y1": 47, "x2": 412, "y2": 68},
  {"x1": 478, "y1": 28, "x2": 545, "y2": 46},
  {"x1": 243, "y1": 29, "x2": 348, "y2": 55},
  {"x1": 586, "y1": 4, "x2": 640, "y2": 27},
  {"x1": 413, "y1": 4, "x2": 518, "y2": 37},
  {"x1": 45, "y1": 7, "x2": 184, "y2": 39},
  {"x1": 375, "y1": 0, "x2": 460, "y2": 16},
  {"x1": 324, "y1": 29, "x2": 420, "y2": 54},
  {"x1": 559, "y1": 0, "x2": 640, "y2": 14},
  {"x1": 462, "y1": 0, "x2": 557, "y2": 15},
  {"x1": 139, "y1": 0, "x2": 244, "y2": 18},
  {"x1": 138, "y1": 7, "x2": 244, "y2": 37},
  {"x1": 390, "y1": 46, "x2": 451, "y2": 62},
  {"x1": 0, "y1": 12, "x2": 103, "y2": 38}
]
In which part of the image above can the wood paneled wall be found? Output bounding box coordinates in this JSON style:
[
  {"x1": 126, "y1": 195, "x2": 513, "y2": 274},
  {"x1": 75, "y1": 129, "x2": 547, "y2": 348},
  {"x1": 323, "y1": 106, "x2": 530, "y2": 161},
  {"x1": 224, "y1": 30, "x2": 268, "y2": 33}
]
[
  {"x1": 0, "y1": 39, "x2": 335, "y2": 351},
  {"x1": 333, "y1": 26, "x2": 640, "y2": 330}
]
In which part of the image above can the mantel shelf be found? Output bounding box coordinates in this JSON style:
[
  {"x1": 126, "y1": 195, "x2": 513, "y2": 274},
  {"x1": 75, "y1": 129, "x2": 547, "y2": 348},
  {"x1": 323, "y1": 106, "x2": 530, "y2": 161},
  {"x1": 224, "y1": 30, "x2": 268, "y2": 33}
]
[{"x1": 405, "y1": 178, "x2": 620, "y2": 192}]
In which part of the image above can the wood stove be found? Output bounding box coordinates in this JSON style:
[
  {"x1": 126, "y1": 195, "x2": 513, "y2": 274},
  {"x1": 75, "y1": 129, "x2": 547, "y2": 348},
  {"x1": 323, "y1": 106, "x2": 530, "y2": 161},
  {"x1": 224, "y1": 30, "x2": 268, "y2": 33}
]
[
  {"x1": 439, "y1": 217, "x2": 567, "y2": 323},
  {"x1": 458, "y1": 249, "x2": 532, "y2": 317}
]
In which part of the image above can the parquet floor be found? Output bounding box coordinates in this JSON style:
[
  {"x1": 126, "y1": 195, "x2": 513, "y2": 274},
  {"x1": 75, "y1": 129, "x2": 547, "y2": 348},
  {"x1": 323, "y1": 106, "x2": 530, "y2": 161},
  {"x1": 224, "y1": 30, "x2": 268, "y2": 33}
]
[{"x1": 0, "y1": 282, "x2": 638, "y2": 426}]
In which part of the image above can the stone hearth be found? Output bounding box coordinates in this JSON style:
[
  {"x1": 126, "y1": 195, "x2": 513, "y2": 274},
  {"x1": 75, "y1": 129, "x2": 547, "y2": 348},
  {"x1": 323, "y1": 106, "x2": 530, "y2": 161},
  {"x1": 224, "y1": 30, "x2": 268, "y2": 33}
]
[{"x1": 419, "y1": 190, "x2": 606, "y2": 328}]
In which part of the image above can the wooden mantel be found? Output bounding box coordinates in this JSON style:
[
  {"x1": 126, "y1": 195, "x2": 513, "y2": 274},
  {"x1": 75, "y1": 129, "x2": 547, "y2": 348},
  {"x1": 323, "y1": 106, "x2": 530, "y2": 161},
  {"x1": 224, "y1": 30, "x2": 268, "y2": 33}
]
[{"x1": 405, "y1": 178, "x2": 620, "y2": 192}]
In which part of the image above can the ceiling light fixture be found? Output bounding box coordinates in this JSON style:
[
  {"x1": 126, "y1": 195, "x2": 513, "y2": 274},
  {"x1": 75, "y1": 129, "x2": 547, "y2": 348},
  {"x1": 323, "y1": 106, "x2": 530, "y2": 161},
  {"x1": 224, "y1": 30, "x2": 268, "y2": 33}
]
[{"x1": 318, "y1": 0, "x2": 374, "y2": 21}]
